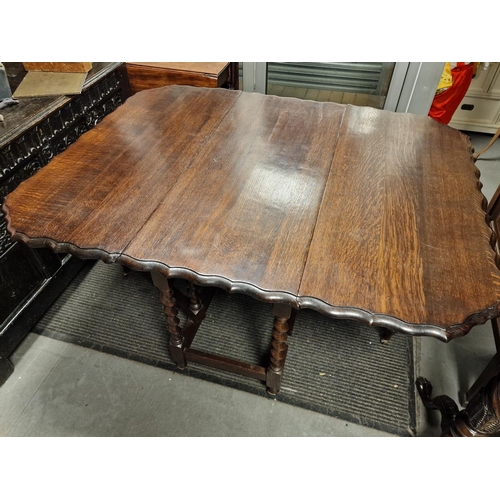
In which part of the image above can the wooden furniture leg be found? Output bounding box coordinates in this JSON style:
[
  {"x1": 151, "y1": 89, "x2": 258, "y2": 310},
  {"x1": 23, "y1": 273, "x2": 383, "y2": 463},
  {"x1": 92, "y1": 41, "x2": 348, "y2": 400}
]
[
  {"x1": 266, "y1": 303, "x2": 292, "y2": 396},
  {"x1": 465, "y1": 353, "x2": 500, "y2": 403},
  {"x1": 187, "y1": 282, "x2": 202, "y2": 313},
  {"x1": 151, "y1": 271, "x2": 186, "y2": 369},
  {"x1": 466, "y1": 318, "x2": 500, "y2": 402},
  {"x1": 228, "y1": 62, "x2": 240, "y2": 90},
  {"x1": 416, "y1": 377, "x2": 459, "y2": 433},
  {"x1": 416, "y1": 374, "x2": 500, "y2": 436},
  {"x1": 148, "y1": 275, "x2": 293, "y2": 394},
  {"x1": 379, "y1": 327, "x2": 395, "y2": 345},
  {"x1": 183, "y1": 298, "x2": 293, "y2": 396},
  {"x1": 473, "y1": 126, "x2": 500, "y2": 160}
]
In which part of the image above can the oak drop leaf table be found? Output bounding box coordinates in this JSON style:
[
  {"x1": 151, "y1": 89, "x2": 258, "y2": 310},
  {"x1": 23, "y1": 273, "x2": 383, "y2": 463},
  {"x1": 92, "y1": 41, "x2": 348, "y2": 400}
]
[{"x1": 4, "y1": 85, "x2": 500, "y2": 401}]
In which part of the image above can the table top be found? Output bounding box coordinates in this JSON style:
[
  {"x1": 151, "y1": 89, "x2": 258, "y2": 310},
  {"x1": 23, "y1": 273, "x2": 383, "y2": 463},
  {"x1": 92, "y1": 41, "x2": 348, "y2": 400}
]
[
  {"x1": 4, "y1": 85, "x2": 500, "y2": 341},
  {"x1": 126, "y1": 62, "x2": 229, "y2": 75}
]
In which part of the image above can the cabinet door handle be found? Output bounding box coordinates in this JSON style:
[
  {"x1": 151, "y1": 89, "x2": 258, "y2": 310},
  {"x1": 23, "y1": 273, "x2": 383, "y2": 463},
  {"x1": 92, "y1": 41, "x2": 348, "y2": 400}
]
[{"x1": 461, "y1": 104, "x2": 475, "y2": 111}]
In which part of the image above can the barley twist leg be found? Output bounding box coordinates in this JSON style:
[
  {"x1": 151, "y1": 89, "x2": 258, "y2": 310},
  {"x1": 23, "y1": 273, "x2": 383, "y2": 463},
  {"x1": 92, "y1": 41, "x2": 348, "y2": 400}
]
[
  {"x1": 151, "y1": 271, "x2": 186, "y2": 369},
  {"x1": 266, "y1": 304, "x2": 292, "y2": 396}
]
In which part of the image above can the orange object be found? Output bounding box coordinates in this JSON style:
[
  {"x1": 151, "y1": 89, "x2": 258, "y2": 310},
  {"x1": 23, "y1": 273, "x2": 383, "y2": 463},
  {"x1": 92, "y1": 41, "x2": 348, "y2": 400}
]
[
  {"x1": 23, "y1": 62, "x2": 92, "y2": 73},
  {"x1": 429, "y1": 63, "x2": 474, "y2": 125}
]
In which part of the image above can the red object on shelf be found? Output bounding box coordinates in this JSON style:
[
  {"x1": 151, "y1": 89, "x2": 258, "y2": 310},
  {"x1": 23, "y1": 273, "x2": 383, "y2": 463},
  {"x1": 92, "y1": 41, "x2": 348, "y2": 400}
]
[{"x1": 429, "y1": 63, "x2": 474, "y2": 125}]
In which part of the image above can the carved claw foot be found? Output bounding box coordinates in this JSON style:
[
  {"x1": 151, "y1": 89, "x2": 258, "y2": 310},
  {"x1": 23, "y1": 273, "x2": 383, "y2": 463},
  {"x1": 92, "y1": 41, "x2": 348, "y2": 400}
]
[
  {"x1": 416, "y1": 374, "x2": 500, "y2": 436},
  {"x1": 416, "y1": 376, "x2": 434, "y2": 405},
  {"x1": 416, "y1": 377, "x2": 459, "y2": 434}
]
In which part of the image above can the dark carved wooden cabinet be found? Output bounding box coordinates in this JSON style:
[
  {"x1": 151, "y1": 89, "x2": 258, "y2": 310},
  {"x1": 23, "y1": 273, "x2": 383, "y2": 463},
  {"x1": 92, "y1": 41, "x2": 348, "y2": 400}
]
[{"x1": 0, "y1": 62, "x2": 131, "y2": 384}]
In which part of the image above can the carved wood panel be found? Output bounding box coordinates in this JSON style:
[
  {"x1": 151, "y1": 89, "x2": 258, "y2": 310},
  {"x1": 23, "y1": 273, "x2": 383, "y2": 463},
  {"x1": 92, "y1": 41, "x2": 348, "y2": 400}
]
[
  {"x1": 0, "y1": 69, "x2": 125, "y2": 255},
  {"x1": 0, "y1": 63, "x2": 129, "y2": 376}
]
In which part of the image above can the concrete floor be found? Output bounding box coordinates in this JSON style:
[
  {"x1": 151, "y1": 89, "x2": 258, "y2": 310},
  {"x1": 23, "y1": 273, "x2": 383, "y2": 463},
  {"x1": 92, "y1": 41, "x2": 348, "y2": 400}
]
[{"x1": 0, "y1": 130, "x2": 499, "y2": 437}]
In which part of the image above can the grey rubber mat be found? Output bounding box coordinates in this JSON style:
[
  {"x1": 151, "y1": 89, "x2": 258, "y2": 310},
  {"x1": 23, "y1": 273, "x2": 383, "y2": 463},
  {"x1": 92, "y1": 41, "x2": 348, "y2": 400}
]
[{"x1": 33, "y1": 260, "x2": 416, "y2": 436}]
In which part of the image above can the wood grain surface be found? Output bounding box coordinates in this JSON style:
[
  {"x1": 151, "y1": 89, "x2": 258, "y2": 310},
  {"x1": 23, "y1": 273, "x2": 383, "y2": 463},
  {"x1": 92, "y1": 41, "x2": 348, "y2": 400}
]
[
  {"x1": 299, "y1": 106, "x2": 500, "y2": 336},
  {"x1": 124, "y1": 91, "x2": 345, "y2": 297},
  {"x1": 4, "y1": 85, "x2": 500, "y2": 339},
  {"x1": 125, "y1": 62, "x2": 230, "y2": 94},
  {"x1": 5, "y1": 86, "x2": 240, "y2": 254},
  {"x1": 127, "y1": 62, "x2": 229, "y2": 74}
]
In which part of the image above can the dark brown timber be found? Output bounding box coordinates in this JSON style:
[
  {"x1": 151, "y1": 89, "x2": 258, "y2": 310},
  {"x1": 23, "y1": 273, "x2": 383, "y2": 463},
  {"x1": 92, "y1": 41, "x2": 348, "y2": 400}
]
[
  {"x1": 125, "y1": 62, "x2": 232, "y2": 94},
  {"x1": 4, "y1": 85, "x2": 500, "y2": 404}
]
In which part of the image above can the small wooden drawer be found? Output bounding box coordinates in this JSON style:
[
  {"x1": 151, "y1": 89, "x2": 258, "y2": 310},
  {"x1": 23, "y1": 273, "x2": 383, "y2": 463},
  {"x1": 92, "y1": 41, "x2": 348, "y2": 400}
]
[{"x1": 452, "y1": 97, "x2": 500, "y2": 125}]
